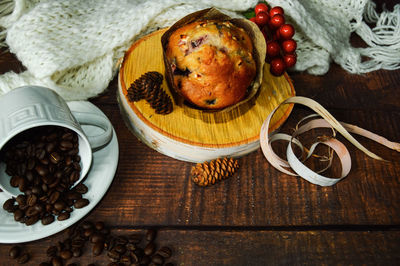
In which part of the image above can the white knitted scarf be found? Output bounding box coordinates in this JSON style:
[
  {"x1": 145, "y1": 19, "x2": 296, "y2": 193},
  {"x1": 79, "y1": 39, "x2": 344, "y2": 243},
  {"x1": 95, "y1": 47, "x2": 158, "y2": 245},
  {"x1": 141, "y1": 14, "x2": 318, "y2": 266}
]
[{"x1": 0, "y1": 0, "x2": 399, "y2": 101}]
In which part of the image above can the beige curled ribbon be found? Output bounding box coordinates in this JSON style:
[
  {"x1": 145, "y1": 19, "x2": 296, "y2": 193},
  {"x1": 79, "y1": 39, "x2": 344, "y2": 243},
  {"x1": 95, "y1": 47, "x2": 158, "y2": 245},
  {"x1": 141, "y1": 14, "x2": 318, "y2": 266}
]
[{"x1": 260, "y1": 96, "x2": 400, "y2": 186}]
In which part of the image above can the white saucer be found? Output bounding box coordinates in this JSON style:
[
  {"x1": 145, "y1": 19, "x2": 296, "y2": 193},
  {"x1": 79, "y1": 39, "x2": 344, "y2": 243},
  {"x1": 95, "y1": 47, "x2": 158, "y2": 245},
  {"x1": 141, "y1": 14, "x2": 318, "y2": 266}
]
[{"x1": 0, "y1": 101, "x2": 119, "y2": 243}]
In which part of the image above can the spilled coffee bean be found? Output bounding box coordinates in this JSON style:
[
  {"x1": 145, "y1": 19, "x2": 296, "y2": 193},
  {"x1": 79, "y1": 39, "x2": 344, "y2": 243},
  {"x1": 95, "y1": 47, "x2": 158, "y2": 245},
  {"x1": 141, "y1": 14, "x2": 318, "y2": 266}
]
[
  {"x1": 0, "y1": 126, "x2": 90, "y2": 226},
  {"x1": 35, "y1": 220, "x2": 176, "y2": 266},
  {"x1": 8, "y1": 245, "x2": 30, "y2": 264},
  {"x1": 8, "y1": 245, "x2": 21, "y2": 259}
]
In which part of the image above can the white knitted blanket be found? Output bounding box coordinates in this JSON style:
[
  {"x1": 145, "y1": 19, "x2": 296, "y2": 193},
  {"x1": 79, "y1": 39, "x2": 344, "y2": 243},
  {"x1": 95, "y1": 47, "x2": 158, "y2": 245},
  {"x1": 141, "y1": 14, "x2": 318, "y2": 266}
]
[{"x1": 0, "y1": 0, "x2": 399, "y2": 101}]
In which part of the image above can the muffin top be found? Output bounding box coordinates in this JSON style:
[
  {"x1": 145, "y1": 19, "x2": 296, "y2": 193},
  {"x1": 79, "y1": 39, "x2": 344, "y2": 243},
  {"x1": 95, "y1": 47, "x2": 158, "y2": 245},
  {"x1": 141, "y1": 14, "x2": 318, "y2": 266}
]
[{"x1": 165, "y1": 20, "x2": 256, "y2": 109}]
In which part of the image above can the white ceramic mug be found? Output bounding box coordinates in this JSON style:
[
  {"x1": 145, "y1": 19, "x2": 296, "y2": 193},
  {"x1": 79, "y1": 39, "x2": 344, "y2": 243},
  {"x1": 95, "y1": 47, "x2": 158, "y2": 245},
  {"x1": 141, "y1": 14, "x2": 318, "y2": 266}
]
[{"x1": 0, "y1": 86, "x2": 113, "y2": 197}]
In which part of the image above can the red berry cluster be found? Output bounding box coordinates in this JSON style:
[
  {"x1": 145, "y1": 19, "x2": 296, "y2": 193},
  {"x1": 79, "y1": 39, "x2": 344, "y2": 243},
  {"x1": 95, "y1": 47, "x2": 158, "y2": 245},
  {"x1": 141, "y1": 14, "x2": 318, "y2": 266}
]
[{"x1": 249, "y1": 3, "x2": 297, "y2": 76}]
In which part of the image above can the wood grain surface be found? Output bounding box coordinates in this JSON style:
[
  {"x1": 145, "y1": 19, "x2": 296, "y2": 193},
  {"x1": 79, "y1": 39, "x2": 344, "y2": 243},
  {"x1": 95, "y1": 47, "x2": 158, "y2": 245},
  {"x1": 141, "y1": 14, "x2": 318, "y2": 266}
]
[{"x1": 1, "y1": 1, "x2": 400, "y2": 264}]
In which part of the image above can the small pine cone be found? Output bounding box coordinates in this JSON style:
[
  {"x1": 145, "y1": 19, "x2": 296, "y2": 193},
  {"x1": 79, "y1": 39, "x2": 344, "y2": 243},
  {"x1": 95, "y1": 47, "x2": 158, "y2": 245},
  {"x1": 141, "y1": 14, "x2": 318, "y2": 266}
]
[
  {"x1": 127, "y1": 71, "x2": 163, "y2": 102},
  {"x1": 191, "y1": 157, "x2": 239, "y2": 187},
  {"x1": 127, "y1": 82, "x2": 145, "y2": 101},
  {"x1": 148, "y1": 89, "x2": 173, "y2": 114},
  {"x1": 127, "y1": 71, "x2": 173, "y2": 114}
]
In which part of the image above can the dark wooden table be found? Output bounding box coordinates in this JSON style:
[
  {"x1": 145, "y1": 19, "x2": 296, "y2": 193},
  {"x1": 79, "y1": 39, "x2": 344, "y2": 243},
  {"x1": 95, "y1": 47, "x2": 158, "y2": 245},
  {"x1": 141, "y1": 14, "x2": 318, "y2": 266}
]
[{"x1": 1, "y1": 3, "x2": 400, "y2": 265}]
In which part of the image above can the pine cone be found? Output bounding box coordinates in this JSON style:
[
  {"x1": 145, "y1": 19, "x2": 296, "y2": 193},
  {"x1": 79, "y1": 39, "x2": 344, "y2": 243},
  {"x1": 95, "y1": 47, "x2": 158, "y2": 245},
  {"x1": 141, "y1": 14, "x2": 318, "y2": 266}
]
[
  {"x1": 147, "y1": 89, "x2": 173, "y2": 114},
  {"x1": 127, "y1": 71, "x2": 173, "y2": 114},
  {"x1": 127, "y1": 71, "x2": 163, "y2": 102},
  {"x1": 191, "y1": 157, "x2": 239, "y2": 187}
]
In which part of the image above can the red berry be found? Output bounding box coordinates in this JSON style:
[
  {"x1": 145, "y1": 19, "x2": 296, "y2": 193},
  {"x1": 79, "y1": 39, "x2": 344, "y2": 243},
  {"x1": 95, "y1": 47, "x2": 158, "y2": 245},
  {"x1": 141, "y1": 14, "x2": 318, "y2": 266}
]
[
  {"x1": 269, "y1": 6, "x2": 284, "y2": 17},
  {"x1": 279, "y1": 24, "x2": 295, "y2": 40},
  {"x1": 255, "y1": 11, "x2": 269, "y2": 26},
  {"x1": 281, "y1": 39, "x2": 297, "y2": 54},
  {"x1": 269, "y1": 14, "x2": 285, "y2": 29},
  {"x1": 272, "y1": 29, "x2": 281, "y2": 40},
  {"x1": 270, "y1": 57, "x2": 286, "y2": 76},
  {"x1": 249, "y1": 17, "x2": 257, "y2": 24},
  {"x1": 255, "y1": 3, "x2": 269, "y2": 15},
  {"x1": 284, "y1": 53, "x2": 297, "y2": 68},
  {"x1": 261, "y1": 28, "x2": 268, "y2": 41},
  {"x1": 266, "y1": 41, "x2": 280, "y2": 58}
]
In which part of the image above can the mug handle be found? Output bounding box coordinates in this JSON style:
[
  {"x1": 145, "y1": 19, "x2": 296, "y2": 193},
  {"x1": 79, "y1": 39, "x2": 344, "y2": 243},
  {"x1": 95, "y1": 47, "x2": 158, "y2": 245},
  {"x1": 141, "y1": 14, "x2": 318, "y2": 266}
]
[{"x1": 72, "y1": 111, "x2": 113, "y2": 150}]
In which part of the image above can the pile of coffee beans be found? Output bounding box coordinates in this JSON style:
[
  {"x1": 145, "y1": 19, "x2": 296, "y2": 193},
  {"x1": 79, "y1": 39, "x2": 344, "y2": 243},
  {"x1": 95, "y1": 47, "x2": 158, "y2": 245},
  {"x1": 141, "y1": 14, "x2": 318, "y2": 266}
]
[
  {"x1": 8, "y1": 245, "x2": 30, "y2": 264},
  {"x1": 38, "y1": 220, "x2": 175, "y2": 266},
  {"x1": 1, "y1": 126, "x2": 90, "y2": 226}
]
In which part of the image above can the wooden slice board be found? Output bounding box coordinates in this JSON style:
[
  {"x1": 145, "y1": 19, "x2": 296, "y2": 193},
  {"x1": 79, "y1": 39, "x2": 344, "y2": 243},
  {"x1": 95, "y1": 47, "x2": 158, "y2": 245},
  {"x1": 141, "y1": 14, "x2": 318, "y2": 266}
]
[{"x1": 118, "y1": 28, "x2": 295, "y2": 163}]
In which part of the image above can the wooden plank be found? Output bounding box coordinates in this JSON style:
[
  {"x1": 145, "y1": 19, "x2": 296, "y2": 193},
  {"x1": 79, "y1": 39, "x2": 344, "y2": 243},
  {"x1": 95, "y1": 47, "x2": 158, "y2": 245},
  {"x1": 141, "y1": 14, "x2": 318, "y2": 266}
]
[
  {"x1": 87, "y1": 97, "x2": 400, "y2": 226},
  {"x1": 0, "y1": 228, "x2": 399, "y2": 265}
]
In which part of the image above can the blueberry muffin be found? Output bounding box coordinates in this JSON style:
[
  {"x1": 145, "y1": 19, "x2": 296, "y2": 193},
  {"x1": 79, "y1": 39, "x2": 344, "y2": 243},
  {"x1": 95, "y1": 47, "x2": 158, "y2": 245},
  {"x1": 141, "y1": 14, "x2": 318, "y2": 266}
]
[{"x1": 165, "y1": 20, "x2": 256, "y2": 109}]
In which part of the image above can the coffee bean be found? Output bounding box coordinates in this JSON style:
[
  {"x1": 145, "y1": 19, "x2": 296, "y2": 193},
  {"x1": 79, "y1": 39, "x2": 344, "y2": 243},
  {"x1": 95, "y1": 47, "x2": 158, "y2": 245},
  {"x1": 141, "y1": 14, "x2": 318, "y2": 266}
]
[
  {"x1": 41, "y1": 214, "x2": 55, "y2": 225},
  {"x1": 84, "y1": 228, "x2": 95, "y2": 238},
  {"x1": 48, "y1": 191, "x2": 61, "y2": 204},
  {"x1": 60, "y1": 249, "x2": 73, "y2": 260},
  {"x1": 120, "y1": 254, "x2": 132, "y2": 264},
  {"x1": 47, "y1": 133, "x2": 58, "y2": 142},
  {"x1": 14, "y1": 209, "x2": 25, "y2": 221},
  {"x1": 35, "y1": 164, "x2": 49, "y2": 176},
  {"x1": 144, "y1": 242, "x2": 156, "y2": 256},
  {"x1": 16, "y1": 252, "x2": 30, "y2": 264},
  {"x1": 49, "y1": 151, "x2": 62, "y2": 164},
  {"x1": 74, "y1": 183, "x2": 88, "y2": 194},
  {"x1": 51, "y1": 256, "x2": 63, "y2": 266},
  {"x1": 18, "y1": 177, "x2": 28, "y2": 192},
  {"x1": 95, "y1": 221, "x2": 105, "y2": 231},
  {"x1": 114, "y1": 243, "x2": 126, "y2": 254},
  {"x1": 81, "y1": 220, "x2": 94, "y2": 230},
  {"x1": 69, "y1": 171, "x2": 80, "y2": 183},
  {"x1": 9, "y1": 245, "x2": 21, "y2": 259},
  {"x1": 25, "y1": 171, "x2": 34, "y2": 182},
  {"x1": 2, "y1": 126, "x2": 88, "y2": 227},
  {"x1": 31, "y1": 185, "x2": 42, "y2": 195},
  {"x1": 57, "y1": 211, "x2": 70, "y2": 221},
  {"x1": 74, "y1": 198, "x2": 89, "y2": 208},
  {"x1": 40, "y1": 157, "x2": 49, "y2": 165},
  {"x1": 10, "y1": 175, "x2": 20, "y2": 187},
  {"x1": 46, "y1": 142, "x2": 56, "y2": 154},
  {"x1": 115, "y1": 236, "x2": 128, "y2": 245},
  {"x1": 107, "y1": 249, "x2": 121, "y2": 260},
  {"x1": 93, "y1": 241, "x2": 104, "y2": 256},
  {"x1": 3, "y1": 198, "x2": 15, "y2": 212},
  {"x1": 71, "y1": 238, "x2": 85, "y2": 248},
  {"x1": 27, "y1": 194, "x2": 37, "y2": 206},
  {"x1": 157, "y1": 246, "x2": 172, "y2": 258},
  {"x1": 146, "y1": 229, "x2": 157, "y2": 242},
  {"x1": 66, "y1": 191, "x2": 82, "y2": 200},
  {"x1": 126, "y1": 242, "x2": 136, "y2": 251},
  {"x1": 62, "y1": 132, "x2": 73, "y2": 140},
  {"x1": 90, "y1": 232, "x2": 105, "y2": 243},
  {"x1": 16, "y1": 194, "x2": 26, "y2": 206},
  {"x1": 130, "y1": 250, "x2": 140, "y2": 263},
  {"x1": 152, "y1": 254, "x2": 164, "y2": 265},
  {"x1": 39, "y1": 262, "x2": 52, "y2": 266},
  {"x1": 25, "y1": 214, "x2": 39, "y2": 226},
  {"x1": 71, "y1": 247, "x2": 82, "y2": 257},
  {"x1": 54, "y1": 200, "x2": 66, "y2": 211},
  {"x1": 46, "y1": 245, "x2": 58, "y2": 258},
  {"x1": 60, "y1": 140, "x2": 74, "y2": 150}
]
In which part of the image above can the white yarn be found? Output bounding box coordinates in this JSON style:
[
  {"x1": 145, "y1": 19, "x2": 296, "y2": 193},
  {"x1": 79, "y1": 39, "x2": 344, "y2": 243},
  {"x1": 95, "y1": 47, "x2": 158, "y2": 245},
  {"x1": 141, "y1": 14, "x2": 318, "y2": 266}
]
[{"x1": 0, "y1": 0, "x2": 399, "y2": 100}]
